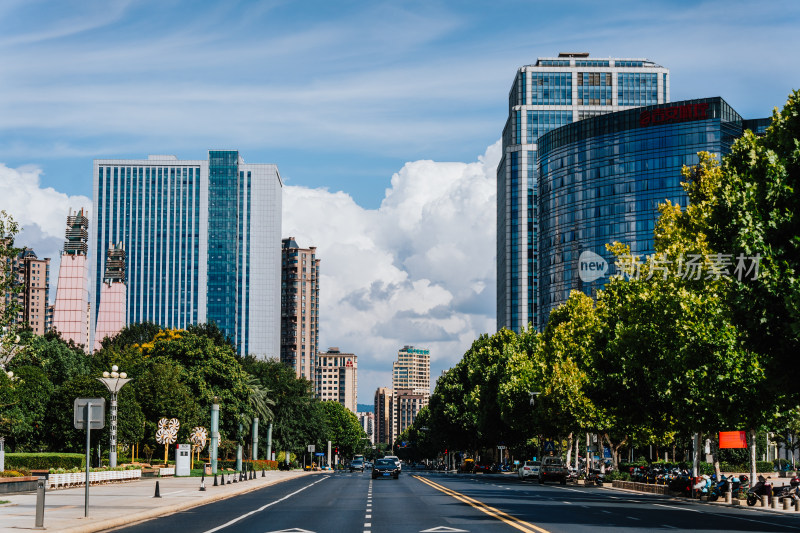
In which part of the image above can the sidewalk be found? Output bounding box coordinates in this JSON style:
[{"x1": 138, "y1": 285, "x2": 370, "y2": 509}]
[
  {"x1": 0, "y1": 470, "x2": 317, "y2": 533},
  {"x1": 606, "y1": 482, "x2": 800, "y2": 516}
]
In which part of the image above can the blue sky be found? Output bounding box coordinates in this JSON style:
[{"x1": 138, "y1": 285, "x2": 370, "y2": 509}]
[{"x1": 1, "y1": 0, "x2": 798, "y2": 401}]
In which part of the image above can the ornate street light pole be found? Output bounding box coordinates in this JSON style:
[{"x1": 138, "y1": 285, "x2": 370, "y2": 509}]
[{"x1": 97, "y1": 365, "x2": 131, "y2": 468}]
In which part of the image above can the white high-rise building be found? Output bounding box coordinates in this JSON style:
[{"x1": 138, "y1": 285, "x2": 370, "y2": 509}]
[
  {"x1": 91, "y1": 151, "x2": 282, "y2": 356},
  {"x1": 497, "y1": 53, "x2": 669, "y2": 332}
]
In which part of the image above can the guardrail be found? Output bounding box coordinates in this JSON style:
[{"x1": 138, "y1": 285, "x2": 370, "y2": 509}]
[{"x1": 47, "y1": 469, "x2": 142, "y2": 490}]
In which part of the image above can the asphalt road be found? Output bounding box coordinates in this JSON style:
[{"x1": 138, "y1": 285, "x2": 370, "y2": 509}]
[{"x1": 108, "y1": 469, "x2": 800, "y2": 533}]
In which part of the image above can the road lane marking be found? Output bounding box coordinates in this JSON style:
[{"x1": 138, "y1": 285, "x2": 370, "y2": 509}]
[
  {"x1": 200, "y1": 476, "x2": 329, "y2": 533},
  {"x1": 413, "y1": 475, "x2": 550, "y2": 533},
  {"x1": 653, "y1": 503, "x2": 701, "y2": 513}
]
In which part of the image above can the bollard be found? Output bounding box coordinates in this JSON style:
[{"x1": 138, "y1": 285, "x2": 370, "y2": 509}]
[
  {"x1": 34, "y1": 477, "x2": 46, "y2": 529},
  {"x1": 772, "y1": 497, "x2": 779, "y2": 509},
  {"x1": 795, "y1": 498, "x2": 800, "y2": 512},
  {"x1": 725, "y1": 491, "x2": 732, "y2": 504},
  {"x1": 232, "y1": 472, "x2": 237, "y2": 483},
  {"x1": 153, "y1": 481, "x2": 162, "y2": 498},
  {"x1": 262, "y1": 468, "x2": 265, "y2": 478},
  {"x1": 199, "y1": 474, "x2": 206, "y2": 492},
  {"x1": 784, "y1": 498, "x2": 791, "y2": 510},
  {"x1": 761, "y1": 494, "x2": 768, "y2": 507},
  {"x1": 213, "y1": 474, "x2": 218, "y2": 487}
]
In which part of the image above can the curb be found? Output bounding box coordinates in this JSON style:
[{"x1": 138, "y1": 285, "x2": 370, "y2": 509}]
[{"x1": 54, "y1": 471, "x2": 320, "y2": 533}]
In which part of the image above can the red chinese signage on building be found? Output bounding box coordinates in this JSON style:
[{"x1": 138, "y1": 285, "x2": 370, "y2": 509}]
[
  {"x1": 719, "y1": 431, "x2": 747, "y2": 449},
  {"x1": 640, "y1": 102, "x2": 710, "y2": 127}
]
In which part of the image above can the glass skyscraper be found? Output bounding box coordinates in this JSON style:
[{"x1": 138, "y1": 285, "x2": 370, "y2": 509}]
[
  {"x1": 90, "y1": 151, "x2": 282, "y2": 356},
  {"x1": 497, "y1": 53, "x2": 669, "y2": 332},
  {"x1": 536, "y1": 97, "x2": 765, "y2": 323}
]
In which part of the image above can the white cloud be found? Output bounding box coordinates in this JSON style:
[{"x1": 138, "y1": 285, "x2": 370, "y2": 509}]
[
  {"x1": 0, "y1": 163, "x2": 92, "y2": 297},
  {"x1": 283, "y1": 140, "x2": 501, "y2": 402}
]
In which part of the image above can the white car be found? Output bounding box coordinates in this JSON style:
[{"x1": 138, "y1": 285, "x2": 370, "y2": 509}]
[
  {"x1": 383, "y1": 455, "x2": 402, "y2": 471},
  {"x1": 518, "y1": 460, "x2": 541, "y2": 479}
]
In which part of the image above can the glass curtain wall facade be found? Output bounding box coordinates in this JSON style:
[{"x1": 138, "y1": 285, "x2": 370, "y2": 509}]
[
  {"x1": 91, "y1": 152, "x2": 282, "y2": 356},
  {"x1": 497, "y1": 53, "x2": 669, "y2": 333},
  {"x1": 537, "y1": 97, "x2": 752, "y2": 322}
]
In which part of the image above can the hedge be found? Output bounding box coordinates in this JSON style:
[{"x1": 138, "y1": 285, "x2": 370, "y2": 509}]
[{"x1": 5, "y1": 453, "x2": 84, "y2": 470}]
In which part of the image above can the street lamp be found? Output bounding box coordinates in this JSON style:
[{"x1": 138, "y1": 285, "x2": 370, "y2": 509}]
[
  {"x1": 529, "y1": 391, "x2": 540, "y2": 406},
  {"x1": 97, "y1": 365, "x2": 132, "y2": 468}
]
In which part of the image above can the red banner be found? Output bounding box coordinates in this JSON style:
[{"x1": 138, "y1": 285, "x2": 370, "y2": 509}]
[{"x1": 719, "y1": 431, "x2": 747, "y2": 449}]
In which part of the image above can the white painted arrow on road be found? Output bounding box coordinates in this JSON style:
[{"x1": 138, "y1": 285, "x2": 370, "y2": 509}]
[
  {"x1": 420, "y1": 527, "x2": 469, "y2": 532},
  {"x1": 265, "y1": 529, "x2": 316, "y2": 533}
]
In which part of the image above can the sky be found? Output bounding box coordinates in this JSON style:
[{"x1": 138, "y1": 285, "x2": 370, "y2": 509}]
[{"x1": 1, "y1": 0, "x2": 798, "y2": 404}]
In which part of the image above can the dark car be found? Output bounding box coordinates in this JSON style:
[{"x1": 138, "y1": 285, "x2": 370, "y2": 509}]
[
  {"x1": 349, "y1": 459, "x2": 365, "y2": 472},
  {"x1": 473, "y1": 462, "x2": 492, "y2": 474},
  {"x1": 372, "y1": 458, "x2": 400, "y2": 479}
]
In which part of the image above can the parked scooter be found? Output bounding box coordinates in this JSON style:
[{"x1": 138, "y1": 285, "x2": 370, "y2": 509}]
[{"x1": 747, "y1": 475, "x2": 773, "y2": 506}]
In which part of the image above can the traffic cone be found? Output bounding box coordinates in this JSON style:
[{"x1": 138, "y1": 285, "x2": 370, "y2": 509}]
[
  {"x1": 213, "y1": 474, "x2": 218, "y2": 487},
  {"x1": 262, "y1": 469, "x2": 265, "y2": 478},
  {"x1": 200, "y1": 475, "x2": 206, "y2": 492},
  {"x1": 153, "y1": 481, "x2": 162, "y2": 498}
]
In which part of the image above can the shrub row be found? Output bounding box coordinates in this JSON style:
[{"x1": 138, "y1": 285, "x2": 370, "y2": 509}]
[
  {"x1": 0, "y1": 469, "x2": 31, "y2": 478},
  {"x1": 5, "y1": 453, "x2": 84, "y2": 470}
]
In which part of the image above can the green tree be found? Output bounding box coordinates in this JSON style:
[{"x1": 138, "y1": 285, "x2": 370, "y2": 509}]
[
  {"x1": 699, "y1": 91, "x2": 800, "y2": 400},
  {"x1": 0, "y1": 210, "x2": 21, "y2": 333},
  {"x1": 241, "y1": 356, "x2": 324, "y2": 457},
  {"x1": 11, "y1": 331, "x2": 91, "y2": 387},
  {"x1": 319, "y1": 400, "x2": 366, "y2": 458},
  {"x1": 5, "y1": 366, "x2": 53, "y2": 451}
]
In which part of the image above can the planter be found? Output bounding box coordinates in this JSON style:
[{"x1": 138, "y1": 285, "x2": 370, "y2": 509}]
[
  {"x1": 159, "y1": 467, "x2": 175, "y2": 477},
  {"x1": 576, "y1": 479, "x2": 585, "y2": 485},
  {"x1": 0, "y1": 476, "x2": 40, "y2": 494}
]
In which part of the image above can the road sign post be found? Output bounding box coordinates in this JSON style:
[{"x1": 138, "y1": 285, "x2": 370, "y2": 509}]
[{"x1": 74, "y1": 398, "x2": 105, "y2": 518}]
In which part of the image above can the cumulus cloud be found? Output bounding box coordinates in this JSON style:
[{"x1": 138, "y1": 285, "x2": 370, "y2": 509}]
[
  {"x1": 283, "y1": 140, "x2": 501, "y2": 401},
  {"x1": 0, "y1": 163, "x2": 92, "y2": 295}
]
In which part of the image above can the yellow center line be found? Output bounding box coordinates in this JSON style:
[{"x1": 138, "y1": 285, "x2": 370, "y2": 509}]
[{"x1": 412, "y1": 475, "x2": 551, "y2": 533}]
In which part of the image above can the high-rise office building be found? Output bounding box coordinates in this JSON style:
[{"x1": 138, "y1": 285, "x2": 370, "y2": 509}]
[
  {"x1": 52, "y1": 208, "x2": 90, "y2": 347},
  {"x1": 94, "y1": 242, "x2": 126, "y2": 351},
  {"x1": 9, "y1": 248, "x2": 50, "y2": 335},
  {"x1": 316, "y1": 347, "x2": 358, "y2": 412},
  {"x1": 374, "y1": 387, "x2": 394, "y2": 446},
  {"x1": 392, "y1": 345, "x2": 430, "y2": 397},
  {"x1": 280, "y1": 237, "x2": 320, "y2": 379},
  {"x1": 537, "y1": 97, "x2": 768, "y2": 321},
  {"x1": 497, "y1": 53, "x2": 669, "y2": 332},
  {"x1": 90, "y1": 152, "x2": 282, "y2": 356}
]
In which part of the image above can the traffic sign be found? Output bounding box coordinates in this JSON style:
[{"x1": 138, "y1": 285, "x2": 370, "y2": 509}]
[
  {"x1": 543, "y1": 441, "x2": 555, "y2": 452},
  {"x1": 73, "y1": 398, "x2": 106, "y2": 430},
  {"x1": 307, "y1": 444, "x2": 315, "y2": 453},
  {"x1": 314, "y1": 452, "x2": 325, "y2": 456},
  {"x1": 497, "y1": 445, "x2": 506, "y2": 450}
]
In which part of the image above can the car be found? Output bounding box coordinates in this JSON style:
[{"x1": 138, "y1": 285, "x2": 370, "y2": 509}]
[
  {"x1": 538, "y1": 457, "x2": 567, "y2": 484},
  {"x1": 349, "y1": 459, "x2": 365, "y2": 472},
  {"x1": 364, "y1": 461, "x2": 373, "y2": 469},
  {"x1": 518, "y1": 460, "x2": 541, "y2": 480},
  {"x1": 382, "y1": 455, "x2": 402, "y2": 471},
  {"x1": 372, "y1": 458, "x2": 400, "y2": 479},
  {"x1": 473, "y1": 462, "x2": 492, "y2": 474}
]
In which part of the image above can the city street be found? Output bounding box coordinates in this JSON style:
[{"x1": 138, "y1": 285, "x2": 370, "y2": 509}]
[{"x1": 108, "y1": 470, "x2": 800, "y2": 533}]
